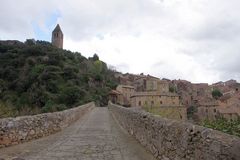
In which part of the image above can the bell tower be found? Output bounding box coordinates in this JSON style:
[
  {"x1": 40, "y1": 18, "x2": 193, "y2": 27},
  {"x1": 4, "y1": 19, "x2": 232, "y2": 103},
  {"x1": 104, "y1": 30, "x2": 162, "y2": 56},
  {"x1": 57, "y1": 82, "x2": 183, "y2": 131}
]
[{"x1": 52, "y1": 24, "x2": 63, "y2": 49}]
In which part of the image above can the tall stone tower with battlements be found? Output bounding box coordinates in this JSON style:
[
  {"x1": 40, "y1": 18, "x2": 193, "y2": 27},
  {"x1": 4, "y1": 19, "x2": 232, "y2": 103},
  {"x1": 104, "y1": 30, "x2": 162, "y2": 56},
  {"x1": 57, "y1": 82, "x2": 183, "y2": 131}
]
[{"x1": 52, "y1": 24, "x2": 63, "y2": 49}]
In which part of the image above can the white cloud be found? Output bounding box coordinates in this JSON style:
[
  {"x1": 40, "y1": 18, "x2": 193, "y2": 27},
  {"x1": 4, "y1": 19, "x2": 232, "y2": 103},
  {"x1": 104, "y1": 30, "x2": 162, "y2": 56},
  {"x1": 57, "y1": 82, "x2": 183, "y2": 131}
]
[{"x1": 1, "y1": 0, "x2": 240, "y2": 83}]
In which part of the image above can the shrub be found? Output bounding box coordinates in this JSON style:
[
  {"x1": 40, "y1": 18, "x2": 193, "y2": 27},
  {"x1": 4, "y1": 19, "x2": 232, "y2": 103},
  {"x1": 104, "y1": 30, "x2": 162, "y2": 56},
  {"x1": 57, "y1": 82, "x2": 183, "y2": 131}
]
[
  {"x1": 203, "y1": 118, "x2": 240, "y2": 137},
  {"x1": 0, "y1": 40, "x2": 119, "y2": 116},
  {"x1": 212, "y1": 89, "x2": 223, "y2": 99},
  {"x1": 60, "y1": 86, "x2": 85, "y2": 106}
]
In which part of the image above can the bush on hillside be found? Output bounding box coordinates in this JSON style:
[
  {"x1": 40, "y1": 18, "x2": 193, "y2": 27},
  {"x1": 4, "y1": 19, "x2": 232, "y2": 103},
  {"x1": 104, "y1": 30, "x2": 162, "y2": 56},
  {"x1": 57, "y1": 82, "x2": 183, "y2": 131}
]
[{"x1": 0, "y1": 41, "x2": 118, "y2": 117}]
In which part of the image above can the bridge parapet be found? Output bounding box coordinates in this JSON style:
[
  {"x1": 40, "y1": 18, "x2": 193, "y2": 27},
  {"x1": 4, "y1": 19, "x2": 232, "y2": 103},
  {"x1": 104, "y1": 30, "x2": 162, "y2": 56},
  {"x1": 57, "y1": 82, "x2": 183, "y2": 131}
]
[
  {"x1": 0, "y1": 102, "x2": 95, "y2": 148},
  {"x1": 109, "y1": 103, "x2": 240, "y2": 160}
]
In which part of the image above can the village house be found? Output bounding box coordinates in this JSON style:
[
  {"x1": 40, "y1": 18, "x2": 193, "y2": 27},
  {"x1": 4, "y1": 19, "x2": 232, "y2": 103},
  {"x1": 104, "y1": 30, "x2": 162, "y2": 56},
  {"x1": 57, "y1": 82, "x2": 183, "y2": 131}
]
[
  {"x1": 130, "y1": 91, "x2": 186, "y2": 120},
  {"x1": 130, "y1": 91, "x2": 180, "y2": 107},
  {"x1": 196, "y1": 102, "x2": 219, "y2": 122},
  {"x1": 110, "y1": 72, "x2": 240, "y2": 122},
  {"x1": 218, "y1": 106, "x2": 240, "y2": 121},
  {"x1": 115, "y1": 85, "x2": 135, "y2": 107},
  {"x1": 108, "y1": 90, "x2": 123, "y2": 105},
  {"x1": 218, "y1": 103, "x2": 240, "y2": 120},
  {"x1": 133, "y1": 74, "x2": 160, "y2": 92},
  {"x1": 217, "y1": 93, "x2": 240, "y2": 120}
]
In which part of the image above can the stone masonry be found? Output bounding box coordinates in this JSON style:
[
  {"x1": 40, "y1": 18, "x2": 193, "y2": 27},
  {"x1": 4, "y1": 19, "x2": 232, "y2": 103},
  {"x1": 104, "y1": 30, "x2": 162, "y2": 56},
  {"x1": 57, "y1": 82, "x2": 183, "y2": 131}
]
[
  {"x1": 0, "y1": 102, "x2": 94, "y2": 148},
  {"x1": 0, "y1": 107, "x2": 156, "y2": 160},
  {"x1": 109, "y1": 103, "x2": 240, "y2": 160}
]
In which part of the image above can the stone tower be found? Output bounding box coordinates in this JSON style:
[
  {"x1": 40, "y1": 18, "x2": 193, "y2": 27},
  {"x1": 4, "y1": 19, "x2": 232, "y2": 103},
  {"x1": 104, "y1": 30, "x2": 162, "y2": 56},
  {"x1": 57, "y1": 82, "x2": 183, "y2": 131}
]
[{"x1": 52, "y1": 24, "x2": 63, "y2": 49}]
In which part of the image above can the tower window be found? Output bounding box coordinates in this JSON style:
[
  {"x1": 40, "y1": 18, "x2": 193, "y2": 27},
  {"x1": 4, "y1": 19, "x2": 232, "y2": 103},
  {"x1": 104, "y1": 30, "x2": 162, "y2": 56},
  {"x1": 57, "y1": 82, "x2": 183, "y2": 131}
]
[{"x1": 138, "y1": 101, "x2": 141, "y2": 106}]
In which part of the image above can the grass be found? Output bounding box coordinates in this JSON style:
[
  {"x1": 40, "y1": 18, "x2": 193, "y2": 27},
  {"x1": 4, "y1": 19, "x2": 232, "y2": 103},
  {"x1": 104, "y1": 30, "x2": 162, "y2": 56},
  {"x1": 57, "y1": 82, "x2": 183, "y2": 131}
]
[
  {"x1": 143, "y1": 105, "x2": 185, "y2": 120},
  {"x1": 0, "y1": 101, "x2": 41, "y2": 118},
  {"x1": 203, "y1": 118, "x2": 240, "y2": 137}
]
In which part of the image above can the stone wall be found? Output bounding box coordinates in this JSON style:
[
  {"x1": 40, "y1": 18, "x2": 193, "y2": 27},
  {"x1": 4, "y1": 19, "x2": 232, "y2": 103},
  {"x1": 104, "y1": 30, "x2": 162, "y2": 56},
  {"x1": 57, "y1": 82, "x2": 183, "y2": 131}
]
[
  {"x1": 109, "y1": 103, "x2": 240, "y2": 160},
  {"x1": 143, "y1": 106, "x2": 187, "y2": 121},
  {"x1": 0, "y1": 102, "x2": 94, "y2": 148}
]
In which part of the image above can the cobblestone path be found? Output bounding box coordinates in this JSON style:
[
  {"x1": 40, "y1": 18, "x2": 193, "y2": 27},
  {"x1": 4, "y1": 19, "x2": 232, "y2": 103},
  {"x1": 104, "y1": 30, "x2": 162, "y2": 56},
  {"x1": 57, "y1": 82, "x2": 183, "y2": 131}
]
[{"x1": 0, "y1": 107, "x2": 156, "y2": 160}]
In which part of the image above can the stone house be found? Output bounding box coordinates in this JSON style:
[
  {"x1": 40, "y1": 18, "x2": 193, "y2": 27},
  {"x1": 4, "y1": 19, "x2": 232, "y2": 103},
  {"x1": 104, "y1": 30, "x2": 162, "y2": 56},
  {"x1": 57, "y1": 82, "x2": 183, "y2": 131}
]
[
  {"x1": 116, "y1": 85, "x2": 135, "y2": 107},
  {"x1": 114, "y1": 73, "x2": 133, "y2": 86},
  {"x1": 196, "y1": 102, "x2": 219, "y2": 122},
  {"x1": 133, "y1": 75, "x2": 160, "y2": 92},
  {"x1": 130, "y1": 91, "x2": 187, "y2": 120},
  {"x1": 217, "y1": 93, "x2": 240, "y2": 120},
  {"x1": 108, "y1": 90, "x2": 123, "y2": 105},
  {"x1": 225, "y1": 79, "x2": 237, "y2": 86},
  {"x1": 130, "y1": 91, "x2": 180, "y2": 107},
  {"x1": 218, "y1": 105, "x2": 240, "y2": 121},
  {"x1": 157, "y1": 80, "x2": 169, "y2": 93},
  {"x1": 211, "y1": 80, "x2": 239, "y2": 96}
]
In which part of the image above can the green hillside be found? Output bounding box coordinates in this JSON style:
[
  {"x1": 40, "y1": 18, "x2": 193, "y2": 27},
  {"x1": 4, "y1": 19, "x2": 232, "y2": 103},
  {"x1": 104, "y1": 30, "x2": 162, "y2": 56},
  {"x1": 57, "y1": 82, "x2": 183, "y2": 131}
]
[{"x1": 0, "y1": 40, "x2": 118, "y2": 118}]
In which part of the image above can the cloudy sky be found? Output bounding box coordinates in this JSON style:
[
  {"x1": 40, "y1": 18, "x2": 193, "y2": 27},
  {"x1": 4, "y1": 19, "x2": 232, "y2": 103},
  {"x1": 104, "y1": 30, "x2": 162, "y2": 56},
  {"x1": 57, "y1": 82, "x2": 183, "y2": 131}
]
[{"x1": 1, "y1": 0, "x2": 240, "y2": 84}]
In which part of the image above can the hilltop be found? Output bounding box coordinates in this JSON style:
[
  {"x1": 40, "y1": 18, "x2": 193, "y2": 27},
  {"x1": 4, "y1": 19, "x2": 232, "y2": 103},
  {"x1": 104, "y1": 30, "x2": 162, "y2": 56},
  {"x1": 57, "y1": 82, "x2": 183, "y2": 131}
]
[{"x1": 0, "y1": 40, "x2": 118, "y2": 117}]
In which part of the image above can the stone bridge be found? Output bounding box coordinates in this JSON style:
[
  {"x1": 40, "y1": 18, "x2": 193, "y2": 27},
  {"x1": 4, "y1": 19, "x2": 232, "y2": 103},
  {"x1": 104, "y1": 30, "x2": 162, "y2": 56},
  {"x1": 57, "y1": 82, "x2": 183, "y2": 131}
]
[{"x1": 0, "y1": 102, "x2": 239, "y2": 160}]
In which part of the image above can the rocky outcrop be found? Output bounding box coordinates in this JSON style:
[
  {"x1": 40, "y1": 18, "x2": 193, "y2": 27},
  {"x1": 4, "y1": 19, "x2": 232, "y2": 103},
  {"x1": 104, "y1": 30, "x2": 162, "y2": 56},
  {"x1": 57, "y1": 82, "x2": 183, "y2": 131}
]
[
  {"x1": 109, "y1": 103, "x2": 240, "y2": 160},
  {"x1": 0, "y1": 102, "x2": 94, "y2": 148}
]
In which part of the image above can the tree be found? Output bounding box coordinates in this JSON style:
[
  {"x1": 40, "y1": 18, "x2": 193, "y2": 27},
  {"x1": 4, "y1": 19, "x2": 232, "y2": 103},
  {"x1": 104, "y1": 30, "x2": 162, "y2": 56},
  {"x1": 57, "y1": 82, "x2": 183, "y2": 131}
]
[
  {"x1": 212, "y1": 89, "x2": 223, "y2": 99},
  {"x1": 169, "y1": 86, "x2": 176, "y2": 93},
  {"x1": 0, "y1": 40, "x2": 119, "y2": 117},
  {"x1": 60, "y1": 86, "x2": 85, "y2": 106},
  {"x1": 92, "y1": 53, "x2": 99, "y2": 61},
  {"x1": 25, "y1": 39, "x2": 36, "y2": 46}
]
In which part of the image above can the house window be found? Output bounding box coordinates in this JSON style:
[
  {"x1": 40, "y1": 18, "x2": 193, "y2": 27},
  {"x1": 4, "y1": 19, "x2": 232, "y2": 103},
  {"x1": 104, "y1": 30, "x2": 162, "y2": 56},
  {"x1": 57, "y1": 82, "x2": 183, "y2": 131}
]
[
  {"x1": 206, "y1": 109, "x2": 208, "y2": 113},
  {"x1": 214, "y1": 109, "x2": 217, "y2": 113},
  {"x1": 145, "y1": 101, "x2": 148, "y2": 105},
  {"x1": 151, "y1": 101, "x2": 154, "y2": 106},
  {"x1": 139, "y1": 101, "x2": 141, "y2": 106},
  {"x1": 160, "y1": 101, "x2": 163, "y2": 104}
]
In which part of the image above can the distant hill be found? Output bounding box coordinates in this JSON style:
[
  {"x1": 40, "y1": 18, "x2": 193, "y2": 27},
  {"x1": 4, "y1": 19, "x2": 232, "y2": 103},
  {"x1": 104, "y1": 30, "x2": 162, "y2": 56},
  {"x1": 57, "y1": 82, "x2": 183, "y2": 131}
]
[{"x1": 0, "y1": 40, "x2": 118, "y2": 117}]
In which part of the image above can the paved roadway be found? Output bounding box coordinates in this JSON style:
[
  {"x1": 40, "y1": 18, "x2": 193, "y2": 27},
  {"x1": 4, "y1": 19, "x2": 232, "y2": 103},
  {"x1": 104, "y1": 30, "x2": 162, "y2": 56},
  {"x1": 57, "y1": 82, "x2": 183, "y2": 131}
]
[{"x1": 0, "y1": 107, "x2": 156, "y2": 160}]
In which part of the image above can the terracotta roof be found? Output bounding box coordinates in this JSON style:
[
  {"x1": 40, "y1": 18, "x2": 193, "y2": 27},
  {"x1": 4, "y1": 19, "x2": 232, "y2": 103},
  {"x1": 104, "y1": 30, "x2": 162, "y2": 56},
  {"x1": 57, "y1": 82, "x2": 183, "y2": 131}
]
[{"x1": 134, "y1": 74, "x2": 160, "y2": 81}]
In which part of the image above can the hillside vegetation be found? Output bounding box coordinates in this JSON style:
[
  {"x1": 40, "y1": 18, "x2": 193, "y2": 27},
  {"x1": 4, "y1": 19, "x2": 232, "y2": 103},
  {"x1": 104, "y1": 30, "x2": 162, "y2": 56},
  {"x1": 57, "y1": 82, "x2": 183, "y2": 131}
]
[
  {"x1": 0, "y1": 40, "x2": 118, "y2": 118},
  {"x1": 203, "y1": 118, "x2": 240, "y2": 137}
]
